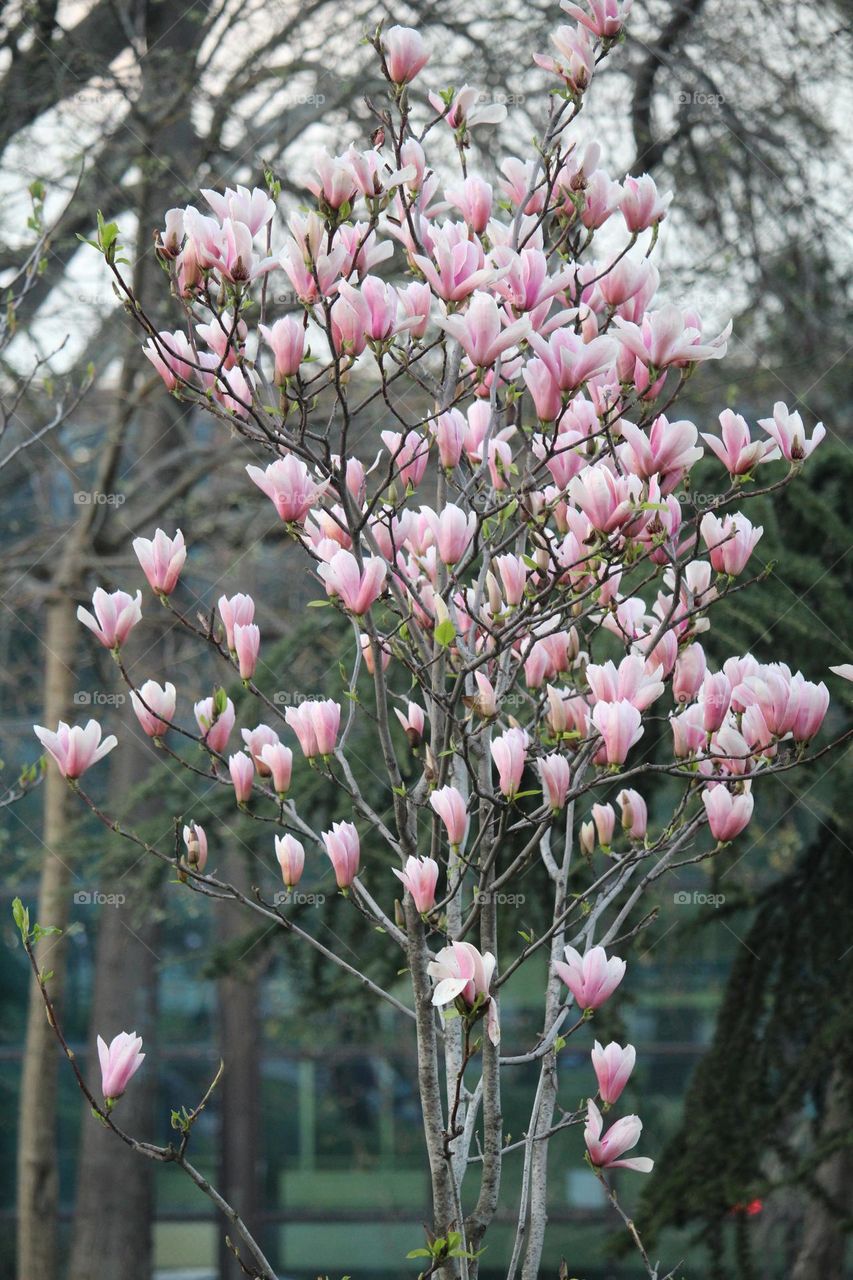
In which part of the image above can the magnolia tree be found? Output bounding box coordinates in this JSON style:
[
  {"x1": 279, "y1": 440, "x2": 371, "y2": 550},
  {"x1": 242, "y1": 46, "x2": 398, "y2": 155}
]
[{"x1": 15, "y1": 3, "x2": 848, "y2": 1277}]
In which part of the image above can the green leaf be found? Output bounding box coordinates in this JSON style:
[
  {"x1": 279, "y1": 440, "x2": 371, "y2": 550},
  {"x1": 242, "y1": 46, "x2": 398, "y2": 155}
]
[
  {"x1": 12, "y1": 898, "x2": 29, "y2": 942},
  {"x1": 435, "y1": 618, "x2": 456, "y2": 648}
]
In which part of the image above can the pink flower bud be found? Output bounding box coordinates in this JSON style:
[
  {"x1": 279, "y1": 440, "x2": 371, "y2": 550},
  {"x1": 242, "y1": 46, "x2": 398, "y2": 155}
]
[
  {"x1": 591, "y1": 1039, "x2": 636, "y2": 1106},
  {"x1": 701, "y1": 672, "x2": 732, "y2": 734},
  {"x1": 229, "y1": 752, "x2": 255, "y2": 804},
  {"x1": 233, "y1": 622, "x2": 260, "y2": 679},
  {"x1": 322, "y1": 820, "x2": 360, "y2": 888},
  {"x1": 673, "y1": 643, "x2": 706, "y2": 704},
  {"x1": 382, "y1": 24, "x2": 430, "y2": 84},
  {"x1": 538, "y1": 753, "x2": 571, "y2": 811},
  {"x1": 132, "y1": 529, "x2": 186, "y2": 596},
  {"x1": 702, "y1": 783, "x2": 754, "y2": 841},
  {"x1": 77, "y1": 588, "x2": 142, "y2": 650},
  {"x1": 275, "y1": 834, "x2": 305, "y2": 889},
  {"x1": 430, "y1": 784, "x2": 468, "y2": 846},
  {"x1": 393, "y1": 855, "x2": 439, "y2": 913},
  {"x1": 491, "y1": 728, "x2": 527, "y2": 798},
  {"x1": 130, "y1": 680, "x2": 176, "y2": 737},
  {"x1": 317, "y1": 549, "x2": 387, "y2": 615},
  {"x1": 97, "y1": 1031, "x2": 145, "y2": 1104},
  {"x1": 259, "y1": 316, "x2": 305, "y2": 382},
  {"x1": 591, "y1": 700, "x2": 644, "y2": 764},
  {"x1": 246, "y1": 456, "x2": 329, "y2": 524},
  {"x1": 617, "y1": 788, "x2": 647, "y2": 839},
  {"x1": 285, "y1": 699, "x2": 341, "y2": 758},
  {"x1": 259, "y1": 742, "x2": 293, "y2": 794},
  {"x1": 218, "y1": 593, "x2": 255, "y2": 651},
  {"x1": 194, "y1": 695, "x2": 235, "y2": 754},
  {"x1": 591, "y1": 802, "x2": 616, "y2": 847},
  {"x1": 241, "y1": 724, "x2": 279, "y2": 772},
  {"x1": 394, "y1": 702, "x2": 426, "y2": 747},
  {"x1": 182, "y1": 821, "x2": 208, "y2": 871}
]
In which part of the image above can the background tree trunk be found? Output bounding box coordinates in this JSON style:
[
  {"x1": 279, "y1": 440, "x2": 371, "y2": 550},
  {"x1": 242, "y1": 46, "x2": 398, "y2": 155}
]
[{"x1": 16, "y1": 595, "x2": 79, "y2": 1280}]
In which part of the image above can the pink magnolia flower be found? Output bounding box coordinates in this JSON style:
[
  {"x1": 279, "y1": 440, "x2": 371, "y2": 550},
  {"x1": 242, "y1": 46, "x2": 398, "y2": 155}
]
[
  {"x1": 285, "y1": 699, "x2": 340, "y2": 758},
  {"x1": 618, "y1": 415, "x2": 702, "y2": 489},
  {"x1": 317, "y1": 549, "x2": 386, "y2": 614},
  {"x1": 539, "y1": 753, "x2": 571, "y2": 810},
  {"x1": 437, "y1": 292, "x2": 530, "y2": 369},
  {"x1": 233, "y1": 623, "x2": 260, "y2": 680},
  {"x1": 591, "y1": 1040, "x2": 636, "y2": 1105},
  {"x1": 587, "y1": 655, "x2": 664, "y2": 712},
  {"x1": 529, "y1": 329, "x2": 617, "y2": 393},
  {"x1": 229, "y1": 752, "x2": 255, "y2": 804},
  {"x1": 584, "y1": 1099, "x2": 653, "y2": 1172},
  {"x1": 394, "y1": 702, "x2": 426, "y2": 747},
  {"x1": 494, "y1": 554, "x2": 527, "y2": 606},
  {"x1": 702, "y1": 784, "x2": 754, "y2": 841},
  {"x1": 701, "y1": 671, "x2": 732, "y2": 734},
  {"x1": 202, "y1": 184, "x2": 275, "y2": 235},
  {"x1": 569, "y1": 466, "x2": 642, "y2": 534},
  {"x1": 428, "y1": 84, "x2": 507, "y2": 132},
  {"x1": 259, "y1": 316, "x2": 305, "y2": 382},
  {"x1": 491, "y1": 728, "x2": 527, "y2": 798},
  {"x1": 619, "y1": 173, "x2": 671, "y2": 232},
  {"x1": 428, "y1": 940, "x2": 499, "y2": 1044},
  {"x1": 240, "y1": 724, "x2": 278, "y2": 772},
  {"x1": 218, "y1": 593, "x2": 255, "y2": 651},
  {"x1": 673, "y1": 643, "x2": 707, "y2": 703},
  {"x1": 97, "y1": 1031, "x2": 145, "y2": 1104},
  {"x1": 412, "y1": 224, "x2": 497, "y2": 303},
  {"x1": 130, "y1": 680, "x2": 176, "y2": 737},
  {"x1": 758, "y1": 401, "x2": 825, "y2": 462},
  {"x1": 670, "y1": 703, "x2": 706, "y2": 757},
  {"x1": 429, "y1": 784, "x2": 468, "y2": 846},
  {"x1": 614, "y1": 305, "x2": 729, "y2": 370},
  {"x1": 534, "y1": 24, "x2": 596, "y2": 93},
  {"x1": 182, "y1": 822, "x2": 208, "y2": 871},
  {"x1": 617, "y1": 788, "x2": 647, "y2": 839},
  {"x1": 791, "y1": 680, "x2": 829, "y2": 742},
  {"x1": 446, "y1": 176, "x2": 493, "y2": 234},
  {"x1": 34, "y1": 720, "x2": 117, "y2": 779},
  {"x1": 471, "y1": 671, "x2": 498, "y2": 718},
  {"x1": 383, "y1": 24, "x2": 430, "y2": 84},
  {"x1": 380, "y1": 429, "x2": 430, "y2": 489},
  {"x1": 393, "y1": 855, "x2": 439, "y2": 913},
  {"x1": 77, "y1": 588, "x2": 142, "y2": 650},
  {"x1": 133, "y1": 529, "x2": 186, "y2": 596},
  {"x1": 701, "y1": 512, "x2": 763, "y2": 576},
  {"x1": 591, "y1": 802, "x2": 616, "y2": 847},
  {"x1": 246, "y1": 456, "x2": 328, "y2": 524},
  {"x1": 592, "y1": 700, "x2": 644, "y2": 764},
  {"x1": 434, "y1": 410, "x2": 467, "y2": 469},
  {"x1": 562, "y1": 0, "x2": 633, "y2": 39},
  {"x1": 275, "y1": 834, "x2": 305, "y2": 890},
  {"x1": 555, "y1": 944, "x2": 626, "y2": 1010},
  {"x1": 421, "y1": 503, "x2": 478, "y2": 566},
  {"x1": 701, "y1": 409, "x2": 772, "y2": 476},
  {"x1": 322, "y1": 820, "x2": 360, "y2": 888},
  {"x1": 193, "y1": 695, "x2": 235, "y2": 754},
  {"x1": 259, "y1": 742, "x2": 293, "y2": 794},
  {"x1": 143, "y1": 329, "x2": 196, "y2": 390}
]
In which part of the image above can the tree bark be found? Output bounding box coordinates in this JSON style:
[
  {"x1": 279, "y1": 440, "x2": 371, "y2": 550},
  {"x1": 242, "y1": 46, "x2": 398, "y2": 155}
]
[{"x1": 16, "y1": 595, "x2": 79, "y2": 1280}]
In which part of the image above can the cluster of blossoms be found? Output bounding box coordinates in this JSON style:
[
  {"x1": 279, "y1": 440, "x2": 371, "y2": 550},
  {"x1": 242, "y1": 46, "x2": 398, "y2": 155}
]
[{"x1": 31, "y1": 0, "x2": 844, "y2": 1272}]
